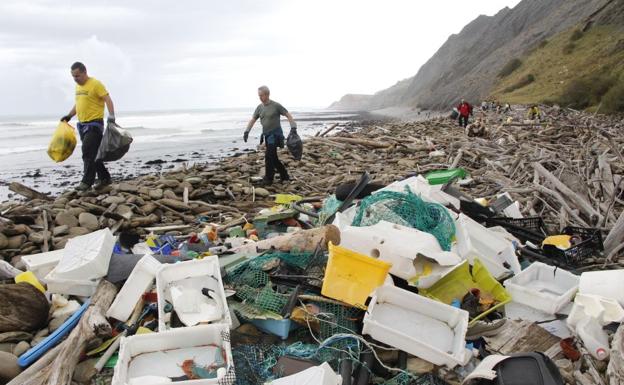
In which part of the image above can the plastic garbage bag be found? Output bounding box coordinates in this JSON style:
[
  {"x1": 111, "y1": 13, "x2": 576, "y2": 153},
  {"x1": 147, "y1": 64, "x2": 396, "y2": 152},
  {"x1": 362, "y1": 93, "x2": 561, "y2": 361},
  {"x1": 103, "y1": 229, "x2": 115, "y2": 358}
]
[
  {"x1": 286, "y1": 128, "x2": 303, "y2": 160},
  {"x1": 96, "y1": 121, "x2": 133, "y2": 162},
  {"x1": 47, "y1": 121, "x2": 77, "y2": 162}
]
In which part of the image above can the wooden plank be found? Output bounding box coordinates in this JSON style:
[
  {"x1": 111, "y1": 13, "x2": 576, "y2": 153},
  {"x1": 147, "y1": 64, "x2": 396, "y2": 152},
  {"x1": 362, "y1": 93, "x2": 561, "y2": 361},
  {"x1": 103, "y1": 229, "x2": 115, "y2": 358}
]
[{"x1": 145, "y1": 224, "x2": 192, "y2": 233}]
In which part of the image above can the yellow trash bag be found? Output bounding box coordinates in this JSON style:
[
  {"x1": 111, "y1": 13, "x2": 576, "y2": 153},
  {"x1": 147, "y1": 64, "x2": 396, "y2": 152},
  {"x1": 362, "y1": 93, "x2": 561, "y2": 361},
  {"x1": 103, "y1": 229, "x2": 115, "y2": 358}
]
[{"x1": 47, "y1": 121, "x2": 77, "y2": 162}]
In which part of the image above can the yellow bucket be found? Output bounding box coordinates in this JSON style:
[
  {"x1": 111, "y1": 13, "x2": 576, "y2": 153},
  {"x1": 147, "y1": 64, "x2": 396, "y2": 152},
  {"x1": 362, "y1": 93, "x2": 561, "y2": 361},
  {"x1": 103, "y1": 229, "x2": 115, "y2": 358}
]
[
  {"x1": 321, "y1": 242, "x2": 391, "y2": 309},
  {"x1": 15, "y1": 271, "x2": 46, "y2": 293},
  {"x1": 420, "y1": 258, "x2": 511, "y2": 326}
]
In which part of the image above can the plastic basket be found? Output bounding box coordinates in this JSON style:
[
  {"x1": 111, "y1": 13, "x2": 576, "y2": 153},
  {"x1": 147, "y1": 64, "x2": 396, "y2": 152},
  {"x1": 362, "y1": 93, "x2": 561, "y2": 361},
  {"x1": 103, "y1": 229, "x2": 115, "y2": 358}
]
[
  {"x1": 484, "y1": 216, "x2": 547, "y2": 244},
  {"x1": 419, "y1": 258, "x2": 511, "y2": 326},
  {"x1": 249, "y1": 318, "x2": 300, "y2": 340},
  {"x1": 321, "y1": 242, "x2": 391, "y2": 309},
  {"x1": 542, "y1": 227, "x2": 603, "y2": 266}
]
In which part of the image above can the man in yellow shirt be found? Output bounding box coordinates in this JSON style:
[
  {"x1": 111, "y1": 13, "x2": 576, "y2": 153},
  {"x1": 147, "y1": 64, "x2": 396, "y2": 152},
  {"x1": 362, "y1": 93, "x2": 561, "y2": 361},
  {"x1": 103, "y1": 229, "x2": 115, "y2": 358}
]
[{"x1": 60, "y1": 62, "x2": 116, "y2": 191}]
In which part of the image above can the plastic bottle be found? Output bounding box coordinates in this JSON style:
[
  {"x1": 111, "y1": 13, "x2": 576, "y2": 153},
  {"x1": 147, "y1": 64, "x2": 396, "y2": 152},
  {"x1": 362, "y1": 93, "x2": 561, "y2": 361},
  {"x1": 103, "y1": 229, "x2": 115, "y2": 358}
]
[{"x1": 576, "y1": 317, "x2": 610, "y2": 360}]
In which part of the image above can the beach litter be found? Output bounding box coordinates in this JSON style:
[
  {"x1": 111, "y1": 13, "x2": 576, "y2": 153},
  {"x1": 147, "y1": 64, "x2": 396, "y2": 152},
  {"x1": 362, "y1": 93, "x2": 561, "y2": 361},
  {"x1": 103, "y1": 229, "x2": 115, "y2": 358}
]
[{"x1": 1, "y1": 106, "x2": 624, "y2": 384}]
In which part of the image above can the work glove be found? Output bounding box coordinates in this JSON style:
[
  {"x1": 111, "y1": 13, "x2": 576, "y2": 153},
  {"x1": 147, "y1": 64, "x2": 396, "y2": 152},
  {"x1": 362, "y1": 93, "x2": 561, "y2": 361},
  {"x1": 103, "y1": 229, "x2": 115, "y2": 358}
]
[
  {"x1": 243, "y1": 130, "x2": 249, "y2": 143},
  {"x1": 107, "y1": 115, "x2": 115, "y2": 124},
  {"x1": 60, "y1": 115, "x2": 72, "y2": 122}
]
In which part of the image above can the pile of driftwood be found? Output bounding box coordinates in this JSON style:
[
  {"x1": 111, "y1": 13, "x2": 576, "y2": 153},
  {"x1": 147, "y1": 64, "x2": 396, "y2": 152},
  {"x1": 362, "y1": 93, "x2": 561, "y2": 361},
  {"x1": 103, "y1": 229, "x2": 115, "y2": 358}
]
[{"x1": 1, "y1": 106, "x2": 623, "y2": 267}]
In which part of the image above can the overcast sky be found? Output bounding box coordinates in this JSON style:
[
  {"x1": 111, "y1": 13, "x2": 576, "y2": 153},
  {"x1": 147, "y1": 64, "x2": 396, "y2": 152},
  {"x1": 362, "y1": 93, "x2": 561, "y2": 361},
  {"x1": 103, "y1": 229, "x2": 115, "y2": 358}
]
[{"x1": 0, "y1": 0, "x2": 522, "y2": 116}]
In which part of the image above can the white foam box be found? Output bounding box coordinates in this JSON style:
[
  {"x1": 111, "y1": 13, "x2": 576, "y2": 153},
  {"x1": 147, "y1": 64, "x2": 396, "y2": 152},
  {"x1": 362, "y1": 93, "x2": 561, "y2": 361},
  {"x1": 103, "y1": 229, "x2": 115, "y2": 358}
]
[
  {"x1": 21, "y1": 249, "x2": 64, "y2": 282},
  {"x1": 107, "y1": 255, "x2": 162, "y2": 322},
  {"x1": 579, "y1": 269, "x2": 624, "y2": 307},
  {"x1": 266, "y1": 362, "x2": 341, "y2": 385},
  {"x1": 53, "y1": 228, "x2": 115, "y2": 280},
  {"x1": 567, "y1": 293, "x2": 624, "y2": 329},
  {"x1": 44, "y1": 273, "x2": 101, "y2": 297},
  {"x1": 112, "y1": 324, "x2": 234, "y2": 385},
  {"x1": 156, "y1": 256, "x2": 231, "y2": 331},
  {"x1": 453, "y1": 214, "x2": 521, "y2": 279},
  {"x1": 362, "y1": 285, "x2": 471, "y2": 368},
  {"x1": 339, "y1": 221, "x2": 462, "y2": 288},
  {"x1": 504, "y1": 262, "x2": 579, "y2": 314}
]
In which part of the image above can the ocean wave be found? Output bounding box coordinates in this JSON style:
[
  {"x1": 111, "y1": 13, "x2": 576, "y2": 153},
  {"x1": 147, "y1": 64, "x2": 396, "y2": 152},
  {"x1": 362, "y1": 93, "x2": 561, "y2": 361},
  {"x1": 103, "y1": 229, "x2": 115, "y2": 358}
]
[
  {"x1": 0, "y1": 122, "x2": 32, "y2": 127},
  {"x1": 0, "y1": 145, "x2": 47, "y2": 155}
]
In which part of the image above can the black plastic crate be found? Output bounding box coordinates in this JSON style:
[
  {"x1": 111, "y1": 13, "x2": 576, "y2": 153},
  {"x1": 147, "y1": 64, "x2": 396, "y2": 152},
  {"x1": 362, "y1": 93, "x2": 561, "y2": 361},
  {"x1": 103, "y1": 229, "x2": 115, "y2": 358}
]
[
  {"x1": 542, "y1": 226, "x2": 603, "y2": 266},
  {"x1": 484, "y1": 216, "x2": 547, "y2": 244}
]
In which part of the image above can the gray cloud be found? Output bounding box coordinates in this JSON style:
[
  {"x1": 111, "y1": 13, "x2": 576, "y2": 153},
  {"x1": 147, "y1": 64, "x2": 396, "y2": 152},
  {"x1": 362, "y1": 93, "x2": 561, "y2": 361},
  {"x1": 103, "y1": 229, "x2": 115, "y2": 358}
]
[{"x1": 0, "y1": 0, "x2": 521, "y2": 116}]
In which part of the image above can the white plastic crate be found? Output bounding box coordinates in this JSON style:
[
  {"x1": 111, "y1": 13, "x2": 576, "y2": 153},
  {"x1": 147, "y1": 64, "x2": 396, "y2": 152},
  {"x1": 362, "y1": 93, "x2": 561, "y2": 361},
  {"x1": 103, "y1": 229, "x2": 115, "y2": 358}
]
[
  {"x1": 363, "y1": 285, "x2": 471, "y2": 368},
  {"x1": 504, "y1": 262, "x2": 579, "y2": 314},
  {"x1": 21, "y1": 249, "x2": 63, "y2": 282},
  {"x1": 156, "y1": 256, "x2": 231, "y2": 331},
  {"x1": 112, "y1": 324, "x2": 234, "y2": 385},
  {"x1": 107, "y1": 255, "x2": 162, "y2": 322}
]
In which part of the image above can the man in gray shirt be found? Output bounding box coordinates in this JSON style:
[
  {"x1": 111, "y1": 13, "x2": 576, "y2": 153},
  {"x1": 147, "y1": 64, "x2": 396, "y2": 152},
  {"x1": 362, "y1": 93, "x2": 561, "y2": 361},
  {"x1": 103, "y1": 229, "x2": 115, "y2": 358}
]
[{"x1": 244, "y1": 85, "x2": 297, "y2": 186}]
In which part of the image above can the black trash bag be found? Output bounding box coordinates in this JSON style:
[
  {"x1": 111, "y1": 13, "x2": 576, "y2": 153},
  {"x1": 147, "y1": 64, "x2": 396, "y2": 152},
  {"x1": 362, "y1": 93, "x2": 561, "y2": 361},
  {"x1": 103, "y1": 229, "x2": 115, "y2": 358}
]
[
  {"x1": 96, "y1": 122, "x2": 133, "y2": 162},
  {"x1": 286, "y1": 128, "x2": 303, "y2": 160}
]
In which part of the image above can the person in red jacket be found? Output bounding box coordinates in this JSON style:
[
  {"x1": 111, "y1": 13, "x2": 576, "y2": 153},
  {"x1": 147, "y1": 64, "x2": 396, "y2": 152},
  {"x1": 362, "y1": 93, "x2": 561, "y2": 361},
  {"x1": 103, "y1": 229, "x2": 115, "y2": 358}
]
[{"x1": 457, "y1": 98, "x2": 473, "y2": 128}]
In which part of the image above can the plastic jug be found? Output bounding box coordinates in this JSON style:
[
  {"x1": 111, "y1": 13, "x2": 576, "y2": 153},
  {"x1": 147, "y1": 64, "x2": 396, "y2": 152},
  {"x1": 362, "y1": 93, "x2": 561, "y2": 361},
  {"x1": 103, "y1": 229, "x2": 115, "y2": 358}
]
[
  {"x1": 15, "y1": 271, "x2": 46, "y2": 293},
  {"x1": 576, "y1": 317, "x2": 610, "y2": 360}
]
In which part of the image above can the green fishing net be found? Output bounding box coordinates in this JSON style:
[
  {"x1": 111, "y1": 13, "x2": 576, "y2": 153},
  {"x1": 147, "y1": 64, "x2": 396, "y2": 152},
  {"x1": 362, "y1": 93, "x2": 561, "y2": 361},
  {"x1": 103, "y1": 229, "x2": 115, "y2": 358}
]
[
  {"x1": 351, "y1": 187, "x2": 456, "y2": 251},
  {"x1": 317, "y1": 194, "x2": 342, "y2": 225}
]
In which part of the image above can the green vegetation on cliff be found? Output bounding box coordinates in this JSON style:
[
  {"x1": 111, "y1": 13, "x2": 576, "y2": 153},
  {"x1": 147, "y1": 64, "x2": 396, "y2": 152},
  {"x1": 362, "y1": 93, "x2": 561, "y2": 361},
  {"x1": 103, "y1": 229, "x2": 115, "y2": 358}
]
[{"x1": 492, "y1": 25, "x2": 624, "y2": 113}]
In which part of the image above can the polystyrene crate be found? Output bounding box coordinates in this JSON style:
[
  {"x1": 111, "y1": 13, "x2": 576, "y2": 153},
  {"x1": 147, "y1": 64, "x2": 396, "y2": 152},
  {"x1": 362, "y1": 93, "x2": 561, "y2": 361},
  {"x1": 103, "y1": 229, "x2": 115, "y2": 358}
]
[
  {"x1": 107, "y1": 255, "x2": 161, "y2": 322},
  {"x1": 156, "y1": 257, "x2": 231, "y2": 331},
  {"x1": 504, "y1": 262, "x2": 579, "y2": 314},
  {"x1": 363, "y1": 285, "x2": 471, "y2": 368},
  {"x1": 21, "y1": 249, "x2": 64, "y2": 282},
  {"x1": 339, "y1": 221, "x2": 462, "y2": 288},
  {"x1": 112, "y1": 324, "x2": 234, "y2": 385},
  {"x1": 53, "y1": 228, "x2": 115, "y2": 280},
  {"x1": 44, "y1": 272, "x2": 101, "y2": 297},
  {"x1": 453, "y1": 214, "x2": 521, "y2": 280}
]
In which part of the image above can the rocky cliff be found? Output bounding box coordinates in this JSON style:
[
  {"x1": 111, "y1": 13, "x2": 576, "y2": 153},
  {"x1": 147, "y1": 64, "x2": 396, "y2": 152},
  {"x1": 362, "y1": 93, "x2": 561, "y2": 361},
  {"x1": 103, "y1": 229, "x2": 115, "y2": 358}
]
[{"x1": 330, "y1": 0, "x2": 614, "y2": 111}]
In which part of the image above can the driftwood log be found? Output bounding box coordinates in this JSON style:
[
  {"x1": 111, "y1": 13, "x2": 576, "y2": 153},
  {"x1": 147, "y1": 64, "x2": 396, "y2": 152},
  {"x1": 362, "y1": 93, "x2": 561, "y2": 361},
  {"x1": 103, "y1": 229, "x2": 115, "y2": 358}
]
[
  {"x1": 21, "y1": 280, "x2": 117, "y2": 385},
  {"x1": 9, "y1": 182, "x2": 53, "y2": 201}
]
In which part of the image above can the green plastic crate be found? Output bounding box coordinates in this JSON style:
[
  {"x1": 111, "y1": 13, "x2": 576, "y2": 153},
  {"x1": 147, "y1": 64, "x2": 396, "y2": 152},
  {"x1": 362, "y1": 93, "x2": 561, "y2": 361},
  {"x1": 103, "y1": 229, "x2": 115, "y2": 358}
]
[
  {"x1": 419, "y1": 258, "x2": 511, "y2": 326},
  {"x1": 425, "y1": 168, "x2": 468, "y2": 185}
]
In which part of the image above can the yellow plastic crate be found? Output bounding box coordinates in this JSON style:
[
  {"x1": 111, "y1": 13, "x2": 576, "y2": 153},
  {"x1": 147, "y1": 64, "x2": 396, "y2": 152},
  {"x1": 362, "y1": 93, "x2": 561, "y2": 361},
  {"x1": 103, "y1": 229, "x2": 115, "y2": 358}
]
[
  {"x1": 419, "y1": 258, "x2": 511, "y2": 326},
  {"x1": 321, "y1": 242, "x2": 391, "y2": 309}
]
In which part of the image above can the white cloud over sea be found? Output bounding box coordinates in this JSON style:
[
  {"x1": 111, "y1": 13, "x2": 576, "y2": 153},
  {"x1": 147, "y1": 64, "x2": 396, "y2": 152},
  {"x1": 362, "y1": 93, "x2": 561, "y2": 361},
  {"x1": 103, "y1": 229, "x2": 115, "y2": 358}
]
[{"x1": 0, "y1": 0, "x2": 521, "y2": 116}]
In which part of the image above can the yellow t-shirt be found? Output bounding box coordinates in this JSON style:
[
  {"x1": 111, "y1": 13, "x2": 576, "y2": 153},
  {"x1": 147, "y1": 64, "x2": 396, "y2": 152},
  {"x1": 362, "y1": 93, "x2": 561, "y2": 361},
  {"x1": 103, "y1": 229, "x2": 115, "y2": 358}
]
[{"x1": 75, "y1": 77, "x2": 108, "y2": 122}]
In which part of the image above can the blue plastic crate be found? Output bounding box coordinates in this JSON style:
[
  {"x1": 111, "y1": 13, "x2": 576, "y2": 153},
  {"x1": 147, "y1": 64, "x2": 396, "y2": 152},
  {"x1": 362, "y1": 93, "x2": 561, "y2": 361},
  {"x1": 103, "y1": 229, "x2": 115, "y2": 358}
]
[{"x1": 249, "y1": 318, "x2": 299, "y2": 340}]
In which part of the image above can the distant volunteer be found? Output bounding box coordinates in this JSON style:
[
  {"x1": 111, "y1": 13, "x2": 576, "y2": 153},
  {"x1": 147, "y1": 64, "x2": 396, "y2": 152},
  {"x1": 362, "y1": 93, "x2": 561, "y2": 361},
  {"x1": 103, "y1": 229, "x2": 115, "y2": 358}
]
[
  {"x1": 60, "y1": 62, "x2": 115, "y2": 191},
  {"x1": 527, "y1": 104, "x2": 541, "y2": 121},
  {"x1": 457, "y1": 98, "x2": 473, "y2": 128},
  {"x1": 243, "y1": 85, "x2": 297, "y2": 186}
]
